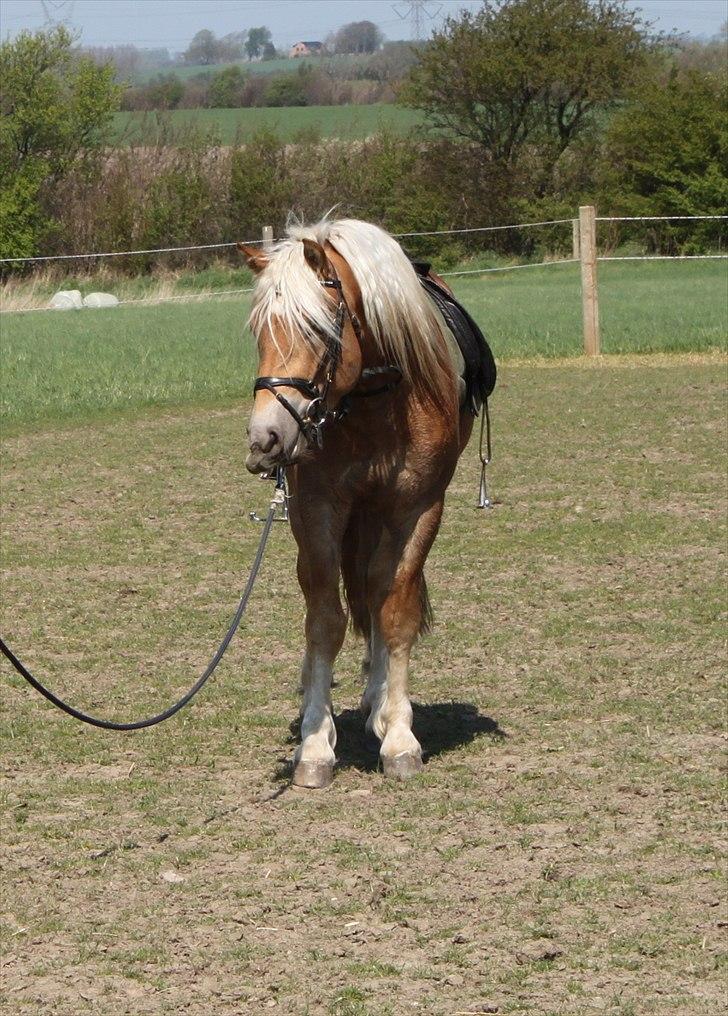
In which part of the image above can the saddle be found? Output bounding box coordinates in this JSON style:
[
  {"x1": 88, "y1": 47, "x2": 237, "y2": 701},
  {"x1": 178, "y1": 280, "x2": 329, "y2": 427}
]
[{"x1": 412, "y1": 261, "x2": 497, "y2": 416}]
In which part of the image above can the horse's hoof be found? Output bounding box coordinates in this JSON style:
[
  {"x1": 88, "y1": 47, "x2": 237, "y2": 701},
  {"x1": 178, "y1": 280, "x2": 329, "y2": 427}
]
[
  {"x1": 382, "y1": 751, "x2": 423, "y2": 780},
  {"x1": 292, "y1": 760, "x2": 334, "y2": 789}
]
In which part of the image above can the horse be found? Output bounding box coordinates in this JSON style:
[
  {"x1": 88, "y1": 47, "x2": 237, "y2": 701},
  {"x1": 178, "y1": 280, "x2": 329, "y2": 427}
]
[{"x1": 238, "y1": 217, "x2": 494, "y2": 789}]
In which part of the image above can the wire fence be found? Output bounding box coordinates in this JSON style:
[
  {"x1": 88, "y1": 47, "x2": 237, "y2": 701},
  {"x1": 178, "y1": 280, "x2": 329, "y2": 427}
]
[
  {"x1": 598, "y1": 254, "x2": 728, "y2": 262},
  {"x1": 596, "y1": 215, "x2": 728, "y2": 222},
  {"x1": 1, "y1": 212, "x2": 726, "y2": 324},
  {"x1": 0, "y1": 218, "x2": 580, "y2": 266},
  {"x1": 0, "y1": 240, "x2": 259, "y2": 266},
  {"x1": 440, "y1": 258, "x2": 580, "y2": 278}
]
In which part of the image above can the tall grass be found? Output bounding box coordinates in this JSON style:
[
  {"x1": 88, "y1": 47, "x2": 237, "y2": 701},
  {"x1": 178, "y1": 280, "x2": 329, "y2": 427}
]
[
  {"x1": 0, "y1": 297, "x2": 258, "y2": 429},
  {"x1": 1, "y1": 260, "x2": 725, "y2": 430},
  {"x1": 455, "y1": 259, "x2": 728, "y2": 358}
]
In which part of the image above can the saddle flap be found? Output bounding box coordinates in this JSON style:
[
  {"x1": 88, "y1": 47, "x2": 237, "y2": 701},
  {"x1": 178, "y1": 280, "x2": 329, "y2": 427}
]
[{"x1": 412, "y1": 262, "x2": 497, "y2": 413}]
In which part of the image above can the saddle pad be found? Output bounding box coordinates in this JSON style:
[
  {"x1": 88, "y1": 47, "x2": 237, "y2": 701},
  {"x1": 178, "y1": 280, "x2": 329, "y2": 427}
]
[{"x1": 412, "y1": 261, "x2": 497, "y2": 415}]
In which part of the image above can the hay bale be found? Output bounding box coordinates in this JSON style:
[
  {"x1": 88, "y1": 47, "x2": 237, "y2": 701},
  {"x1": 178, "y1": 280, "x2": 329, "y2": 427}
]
[
  {"x1": 83, "y1": 292, "x2": 120, "y2": 308},
  {"x1": 49, "y1": 290, "x2": 83, "y2": 310}
]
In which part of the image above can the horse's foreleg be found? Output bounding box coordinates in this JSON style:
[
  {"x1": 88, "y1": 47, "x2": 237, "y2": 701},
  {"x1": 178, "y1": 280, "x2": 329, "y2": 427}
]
[
  {"x1": 293, "y1": 522, "x2": 347, "y2": 789},
  {"x1": 366, "y1": 499, "x2": 444, "y2": 779}
]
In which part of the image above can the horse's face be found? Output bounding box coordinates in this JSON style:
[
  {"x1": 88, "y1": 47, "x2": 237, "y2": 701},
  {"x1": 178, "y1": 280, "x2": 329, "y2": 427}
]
[
  {"x1": 246, "y1": 318, "x2": 322, "y2": 473},
  {"x1": 239, "y1": 239, "x2": 362, "y2": 474}
]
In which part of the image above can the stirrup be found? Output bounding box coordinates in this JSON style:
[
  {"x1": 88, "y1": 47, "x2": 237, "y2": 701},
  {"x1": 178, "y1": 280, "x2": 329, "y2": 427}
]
[{"x1": 477, "y1": 399, "x2": 493, "y2": 510}]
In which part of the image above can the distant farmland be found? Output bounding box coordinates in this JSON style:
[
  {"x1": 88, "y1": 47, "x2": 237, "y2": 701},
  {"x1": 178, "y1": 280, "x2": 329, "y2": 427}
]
[
  {"x1": 131, "y1": 53, "x2": 374, "y2": 83},
  {"x1": 113, "y1": 104, "x2": 425, "y2": 145}
]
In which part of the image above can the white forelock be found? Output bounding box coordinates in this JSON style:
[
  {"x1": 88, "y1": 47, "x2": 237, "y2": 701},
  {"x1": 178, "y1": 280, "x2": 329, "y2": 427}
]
[
  {"x1": 249, "y1": 216, "x2": 447, "y2": 388},
  {"x1": 248, "y1": 233, "x2": 341, "y2": 360}
]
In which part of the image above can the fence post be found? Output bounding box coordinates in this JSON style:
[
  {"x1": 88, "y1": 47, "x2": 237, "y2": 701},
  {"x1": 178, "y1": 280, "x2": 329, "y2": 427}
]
[
  {"x1": 572, "y1": 218, "x2": 580, "y2": 260},
  {"x1": 579, "y1": 205, "x2": 601, "y2": 357},
  {"x1": 262, "y1": 225, "x2": 273, "y2": 250}
]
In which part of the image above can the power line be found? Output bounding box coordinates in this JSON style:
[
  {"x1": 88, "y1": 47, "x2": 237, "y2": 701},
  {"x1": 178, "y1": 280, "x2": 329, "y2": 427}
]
[
  {"x1": 40, "y1": 0, "x2": 75, "y2": 28},
  {"x1": 392, "y1": 1, "x2": 442, "y2": 42}
]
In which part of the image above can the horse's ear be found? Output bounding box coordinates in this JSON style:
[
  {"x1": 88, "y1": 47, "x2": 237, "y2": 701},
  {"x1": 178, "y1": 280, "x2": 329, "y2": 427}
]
[
  {"x1": 237, "y1": 243, "x2": 268, "y2": 274},
  {"x1": 301, "y1": 238, "x2": 330, "y2": 277}
]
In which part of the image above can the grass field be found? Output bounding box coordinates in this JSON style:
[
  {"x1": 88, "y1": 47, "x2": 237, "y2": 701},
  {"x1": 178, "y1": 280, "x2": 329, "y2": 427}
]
[
  {"x1": 132, "y1": 54, "x2": 372, "y2": 84},
  {"x1": 1, "y1": 260, "x2": 726, "y2": 430},
  {"x1": 113, "y1": 104, "x2": 425, "y2": 145},
  {"x1": 1, "y1": 354, "x2": 725, "y2": 1014}
]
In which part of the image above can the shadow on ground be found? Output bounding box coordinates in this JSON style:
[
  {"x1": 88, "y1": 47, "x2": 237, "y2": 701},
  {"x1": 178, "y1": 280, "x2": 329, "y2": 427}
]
[{"x1": 275, "y1": 702, "x2": 505, "y2": 780}]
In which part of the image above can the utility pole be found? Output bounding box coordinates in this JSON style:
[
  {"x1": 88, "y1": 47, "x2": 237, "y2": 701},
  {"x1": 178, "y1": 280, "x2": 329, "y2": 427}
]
[
  {"x1": 392, "y1": 1, "x2": 442, "y2": 42},
  {"x1": 40, "y1": 0, "x2": 76, "y2": 28}
]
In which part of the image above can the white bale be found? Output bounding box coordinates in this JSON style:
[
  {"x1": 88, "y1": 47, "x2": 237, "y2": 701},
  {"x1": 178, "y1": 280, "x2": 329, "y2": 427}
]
[
  {"x1": 49, "y1": 290, "x2": 83, "y2": 310},
  {"x1": 83, "y1": 292, "x2": 120, "y2": 309}
]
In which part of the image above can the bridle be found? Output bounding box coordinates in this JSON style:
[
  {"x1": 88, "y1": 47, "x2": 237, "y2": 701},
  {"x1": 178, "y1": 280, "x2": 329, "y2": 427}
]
[
  {"x1": 253, "y1": 276, "x2": 350, "y2": 449},
  {"x1": 253, "y1": 272, "x2": 401, "y2": 450}
]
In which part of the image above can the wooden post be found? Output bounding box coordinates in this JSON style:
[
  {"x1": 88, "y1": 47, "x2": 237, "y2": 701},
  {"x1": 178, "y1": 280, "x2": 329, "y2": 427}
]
[
  {"x1": 262, "y1": 225, "x2": 273, "y2": 250},
  {"x1": 572, "y1": 218, "x2": 580, "y2": 260},
  {"x1": 579, "y1": 205, "x2": 600, "y2": 357}
]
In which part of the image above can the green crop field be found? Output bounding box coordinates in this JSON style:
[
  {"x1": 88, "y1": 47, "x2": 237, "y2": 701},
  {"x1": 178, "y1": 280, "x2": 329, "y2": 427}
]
[
  {"x1": 1, "y1": 346, "x2": 725, "y2": 1012},
  {"x1": 113, "y1": 104, "x2": 425, "y2": 145},
  {"x1": 1, "y1": 260, "x2": 725, "y2": 430},
  {"x1": 132, "y1": 54, "x2": 372, "y2": 84}
]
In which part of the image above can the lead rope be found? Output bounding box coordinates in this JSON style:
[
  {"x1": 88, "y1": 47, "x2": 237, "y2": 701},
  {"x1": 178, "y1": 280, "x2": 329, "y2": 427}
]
[
  {"x1": 477, "y1": 399, "x2": 493, "y2": 509},
  {"x1": 0, "y1": 471, "x2": 285, "y2": 731}
]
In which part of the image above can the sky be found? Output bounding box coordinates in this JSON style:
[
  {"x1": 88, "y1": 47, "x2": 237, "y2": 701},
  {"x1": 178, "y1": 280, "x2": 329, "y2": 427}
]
[{"x1": 0, "y1": 0, "x2": 725, "y2": 51}]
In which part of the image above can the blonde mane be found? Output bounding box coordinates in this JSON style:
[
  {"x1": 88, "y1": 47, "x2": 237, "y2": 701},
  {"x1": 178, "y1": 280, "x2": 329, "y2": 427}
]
[{"x1": 249, "y1": 216, "x2": 447, "y2": 391}]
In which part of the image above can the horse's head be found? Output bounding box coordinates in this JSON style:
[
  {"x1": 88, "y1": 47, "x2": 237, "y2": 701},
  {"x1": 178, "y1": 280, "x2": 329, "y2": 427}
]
[{"x1": 239, "y1": 238, "x2": 363, "y2": 474}]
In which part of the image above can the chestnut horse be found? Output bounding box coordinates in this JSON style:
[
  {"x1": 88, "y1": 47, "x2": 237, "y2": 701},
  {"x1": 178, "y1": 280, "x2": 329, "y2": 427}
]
[{"x1": 239, "y1": 218, "x2": 488, "y2": 788}]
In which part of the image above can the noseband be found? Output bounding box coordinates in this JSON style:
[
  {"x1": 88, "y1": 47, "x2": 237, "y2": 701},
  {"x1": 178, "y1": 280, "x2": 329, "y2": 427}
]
[{"x1": 253, "y1": 273, "x2": 400, "y2": 450}]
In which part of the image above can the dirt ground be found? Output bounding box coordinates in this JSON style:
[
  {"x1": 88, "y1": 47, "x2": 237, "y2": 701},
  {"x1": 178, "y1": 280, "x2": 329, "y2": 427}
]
[{"x1": 1, "y1": 358, "x2": 726, "y2": 1015}]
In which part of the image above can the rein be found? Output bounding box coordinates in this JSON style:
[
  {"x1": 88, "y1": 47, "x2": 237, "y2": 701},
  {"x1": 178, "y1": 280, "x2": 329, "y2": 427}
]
[
  {"x1": 2, "y1": 260, "x2": 494, "y2": 730},
  {"x1": 0, "y1": 471, "x2": 286, "y2": 730}
]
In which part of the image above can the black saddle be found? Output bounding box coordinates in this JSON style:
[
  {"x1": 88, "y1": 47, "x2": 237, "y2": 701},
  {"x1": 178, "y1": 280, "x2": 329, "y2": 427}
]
[{"x1": 412, "y1": 260, "x2": 497, "y2": 415}]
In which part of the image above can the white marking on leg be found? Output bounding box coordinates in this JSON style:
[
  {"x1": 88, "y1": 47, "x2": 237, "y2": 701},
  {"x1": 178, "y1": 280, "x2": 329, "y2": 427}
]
[
  {"x1": 378, "y1": 647, "x2": 422, "y2": 761},
  {"x1": 297, "y1": 650, "x2": 336, "y2": 765}
]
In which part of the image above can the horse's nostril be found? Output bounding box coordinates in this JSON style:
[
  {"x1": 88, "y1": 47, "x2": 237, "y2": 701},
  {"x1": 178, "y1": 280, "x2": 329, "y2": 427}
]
[{"x1": 264, "y1": 428, "x2": 281, "y2": 454}]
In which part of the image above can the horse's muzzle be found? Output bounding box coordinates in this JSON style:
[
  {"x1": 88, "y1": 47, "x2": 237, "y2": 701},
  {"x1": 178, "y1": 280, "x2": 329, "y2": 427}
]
[
  {"x1": 246, "y1": 445, "x2": 283, "y2": 475},
  {"x1": 247, "y1": 396, "x2": 305, "y2": 474}
]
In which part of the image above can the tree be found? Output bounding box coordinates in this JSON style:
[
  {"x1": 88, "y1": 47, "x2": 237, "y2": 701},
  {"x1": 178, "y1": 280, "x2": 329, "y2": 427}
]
[
  {"x1": 184, "y1": 29, "x2": 218, "y2": 65},
  {"x1": 245, "y1": 27, "x2": 272, "y2": 61},
  {"x1": 208, "y1": 65, "x2": 248, "y2": 108},
  {"x1": 145, "y1": 72, "x2": 184, "y2": 109},
  {"x1": 265, "y1": 72, "x2": 308, "y2": 107},
  {"x1": 0, "y1": 27, "x2": 120, "y2": 260},
  {"x1": 218, "y1": 31, "x2": 247, "y2": 62},
  {"x1": 365, "y1": 41, "x2": 421, "y2": 83},
  {"x1": 599, "y1": 68, "x2": 728, "y2": 229},
  {"x1": 402, "y1": 0, "x2": 651, "y2": 174},
  {"x1": 334, "y1": 20, "x2": 384, "y2": 54}
]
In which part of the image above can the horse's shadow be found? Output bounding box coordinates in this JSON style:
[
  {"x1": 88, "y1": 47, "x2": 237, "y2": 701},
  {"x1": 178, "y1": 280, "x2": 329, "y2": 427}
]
[{"x1": 277, "y1": 701, "x2": 505, "y2": 779}]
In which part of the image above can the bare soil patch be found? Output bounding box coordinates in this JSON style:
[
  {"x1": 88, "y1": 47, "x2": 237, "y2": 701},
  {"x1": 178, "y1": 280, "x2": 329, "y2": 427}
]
[{"x1": 1, "y1": 362, "x2": 726, "y2": 1015}]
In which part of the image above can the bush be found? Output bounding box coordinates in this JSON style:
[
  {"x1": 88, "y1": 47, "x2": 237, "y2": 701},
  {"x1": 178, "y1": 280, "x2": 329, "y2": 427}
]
[
  {"x1": 208, "y1": 66, "x2": 248, "y2": 108},
  {"x1": 265, "y1": 74, "x2": 308, "y2": 107},
  {"x1": 598, "y1": 68, "x2": 728, "y2": 251},
  {"x1": 0, "y1": 26, "x2": 120, "y2": 262},
  {"x1": 0, "y1": 167, "x2": 46, "y2": 262},
  {"x1": 229, "y1": 131, "x2": 294, "y2": 238}
]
